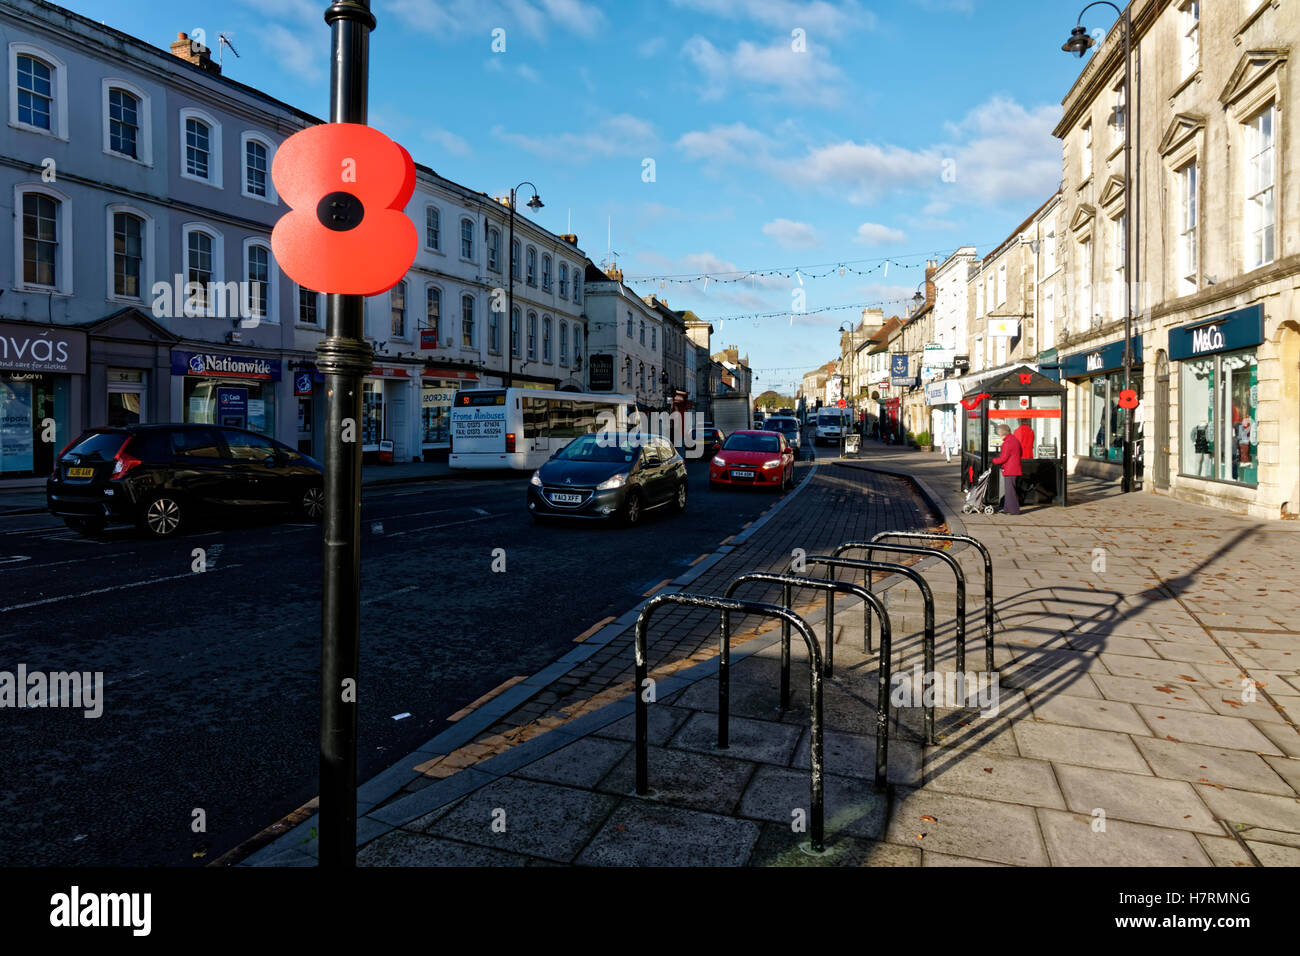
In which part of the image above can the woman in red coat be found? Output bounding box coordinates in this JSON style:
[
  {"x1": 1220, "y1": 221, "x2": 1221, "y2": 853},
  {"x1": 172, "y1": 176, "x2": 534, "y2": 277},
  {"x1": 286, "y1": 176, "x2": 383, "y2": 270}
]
[{"x1": 991, "y1": 424, "x2": 1023, "y2": 514}]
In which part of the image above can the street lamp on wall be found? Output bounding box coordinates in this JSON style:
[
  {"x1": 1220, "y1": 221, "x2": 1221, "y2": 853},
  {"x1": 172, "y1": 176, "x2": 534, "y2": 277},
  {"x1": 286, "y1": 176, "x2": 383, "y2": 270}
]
[
  {"x1": 505, "y1": 182, "x2": 543, "y2": 389},
  {"x1": 1062, "y1": 0, "x2": 1134, "y2": 494}
]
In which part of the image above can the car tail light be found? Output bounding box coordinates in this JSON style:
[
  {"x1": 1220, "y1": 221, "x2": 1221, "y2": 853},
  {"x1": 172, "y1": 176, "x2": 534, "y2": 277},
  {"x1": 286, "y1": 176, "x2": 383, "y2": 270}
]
[
  {"x1": 50, "y1": 437, "x2": 78, "y2": 478},
  {"x1": 110, "y1": 438, "x2": 143, "y2": 480},
  {"x1": 505, "y1": 432, "x2": 516, "y2": 453}
]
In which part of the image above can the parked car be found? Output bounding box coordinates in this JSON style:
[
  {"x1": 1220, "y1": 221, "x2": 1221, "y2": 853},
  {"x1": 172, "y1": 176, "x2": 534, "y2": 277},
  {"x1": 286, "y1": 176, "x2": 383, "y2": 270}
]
[
  {"x1": 698, "y1": 425, "x2": 725, "y2": 461},
  {"x1": 528, "y1": 433, "x2": 687, "y2": 525},
  {"x1": 753, "y1": 414, "x2": 765, "y2": 429},
  {"x1": 47, "y1": 424, "x2": 324, "y2": 538},
  {"x1": 708, "y1": 430, "x2": 795, "y2": 492},
  {"x1": 763, "y1": 416, "x2": 803, "y2": 459}
]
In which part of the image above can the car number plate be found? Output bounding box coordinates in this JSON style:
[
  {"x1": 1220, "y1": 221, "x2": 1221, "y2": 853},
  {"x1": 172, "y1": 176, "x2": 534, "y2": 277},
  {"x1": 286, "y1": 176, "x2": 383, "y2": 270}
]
[
  {"x1": 67, "y1": 467, "x2": 94, "y2": 478},
  {"x1": 550, "y1": 492, "x2": 583, "y2": 504},
  {"x1": 732, "y1": 470, "x2": 754, "y2": 479}
]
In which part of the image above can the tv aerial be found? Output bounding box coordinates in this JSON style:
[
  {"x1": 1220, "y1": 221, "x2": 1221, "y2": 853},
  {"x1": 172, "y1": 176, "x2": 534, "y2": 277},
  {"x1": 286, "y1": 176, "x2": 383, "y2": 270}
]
[{"x1": 217, "y1": 33, "x2": 240, "y2": 68}]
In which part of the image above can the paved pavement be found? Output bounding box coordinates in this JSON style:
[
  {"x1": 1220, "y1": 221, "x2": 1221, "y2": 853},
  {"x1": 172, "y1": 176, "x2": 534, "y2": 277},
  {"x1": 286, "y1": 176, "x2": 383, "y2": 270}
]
[{"x1": 239, "y1": 441, "x2": 1300, "y2": 866}]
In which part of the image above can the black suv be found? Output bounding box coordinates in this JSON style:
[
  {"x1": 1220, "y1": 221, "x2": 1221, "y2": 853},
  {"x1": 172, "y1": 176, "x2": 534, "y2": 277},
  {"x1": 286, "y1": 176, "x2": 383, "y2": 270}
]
[{"x1": 47, "y1": 424, "x2": 324, "y2": 538}]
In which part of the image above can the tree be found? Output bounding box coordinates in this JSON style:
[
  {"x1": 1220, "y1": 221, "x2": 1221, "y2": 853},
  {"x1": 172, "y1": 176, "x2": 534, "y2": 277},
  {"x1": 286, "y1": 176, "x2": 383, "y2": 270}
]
[{"x1": 755, "y1": 390, "x2": 792, "y2": 411}]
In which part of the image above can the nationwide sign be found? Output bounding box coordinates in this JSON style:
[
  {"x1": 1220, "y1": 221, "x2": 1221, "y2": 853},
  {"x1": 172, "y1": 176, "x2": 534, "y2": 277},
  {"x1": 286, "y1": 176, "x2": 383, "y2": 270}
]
[
  {"x1": 0, "y1": 321, "x2": 87, "y2": 374},
  {"x1": 171, "y1": 350, "x2": 281, "y2": 381}
]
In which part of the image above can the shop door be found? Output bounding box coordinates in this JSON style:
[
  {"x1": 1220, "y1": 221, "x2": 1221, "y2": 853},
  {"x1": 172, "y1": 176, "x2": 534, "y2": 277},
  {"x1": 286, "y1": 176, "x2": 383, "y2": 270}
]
[
  {"x1": 388, "y1": 385, "x2": 409, "y2": 461},
  {"x1": 1154, "y1": 351, "x2": 1170, "y2": 490},
  {"x1": 107, "y1": 370, "x2": 147, "y2": 427}
]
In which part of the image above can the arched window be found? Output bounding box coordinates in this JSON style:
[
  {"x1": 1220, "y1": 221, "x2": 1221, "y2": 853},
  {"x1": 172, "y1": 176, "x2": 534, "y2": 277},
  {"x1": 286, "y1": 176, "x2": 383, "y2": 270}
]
[
  {"x1": 241, "y1": 132, "x2": 277, "y2": 202},
  {"x1": 425, "y1": 206, "x2": 440, "y2": 251},
  {"x1": 459, "y1": 218, "x2": 474, "y2": 259},
  {"x1": 559, "y1": 320, "x2": 568, "y2": 365},
  {"x1": 246, "y1": 241, "x2": 271, "y2": 321},
  {"x1": 511, "y1": 239, "x2": 520, "y2": 280},
  {"x1": 488, "y1": 227, "x2": 501, "y2": 272},
  {"x1": 179, "y1": 107, "x2": 222, "y2": 186},
  {"x1": 107, "y1": 88, "x2": 139, "y2": 158},
  {"x1": 108, "y1": 208, "x2": 147, "y2": 300},
  {"x1": 511, "y1": 306, "x2": 521, "y2": 357},
  {"x1": 543, "y1": 315, "x2": 552, "y2": 363},
  {"x1": 639, "y1": 362, "x2": 645, "y2": 391},
  {"x1": 542, "y1": 254, "x2": 552, "y2": 291},
  {"x1": 527, "y1": 311, "x2": 538, "y2": 360},
  {"x1": 640, "y1": 319, "x2": 645, "y2": 345},
  {"x1": 526, "y1": 247, "x2": 537, "y2": 286},
  {"x1": 12, "y1": 45, "x2": 68, "y2": 138},
  {"x1": 181, "y1": 223, "x2": 224, "y2": 315},
  {"x1": 559, "y1": 263, "x2": 569, "y2": 298}
]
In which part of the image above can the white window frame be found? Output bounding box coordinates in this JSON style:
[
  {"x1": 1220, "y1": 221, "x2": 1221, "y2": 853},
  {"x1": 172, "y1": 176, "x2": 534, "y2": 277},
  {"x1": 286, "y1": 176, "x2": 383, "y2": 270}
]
[
  {"x1": 105, "y1": 203, "x2": 154, "y2": 304},
  {"x1": 573, "y1": 273, "x2": 581, "y2": 304},
  {"x1": 526, "y1": 246, "x2": 537, "y2": 287},
  {"x1": 511, "y1": 306, "x2": 521, "y2": 358},
  {"x1": 1245, "y1": 103, "x2": 1276, "y2": 271},
  {"x1": 1081, "y1": 120, "x2": 1093, "y2": 182},
  {"x1": 1177, "y1": 159, "x2": 1198, "y2": 295},
  {"x1": 1180, "y1": 1, "x2": 1200, "y2": 80},
  {"x1": 14, "y1": 183, "x2": 72, "y2": 295},
  {"x1": 1111, "y1": 81, "x2": 1126, "y2": 152},
  {"x1": 542, "y1": 254, "x2": 552, "y2": 291},
  {"x1": 488, "y1": 309, "x2": 501, "y2": 354},
  {"x1": 487, "y1": 227, "x2": 501, "y2": 272},
  {"x1": 9, "y1": 43, "x2": 68, "y2": 140},
  {"x1": 390, "y1": 279, "x2": 408, "y2": 341},
  {"x1": 240, "y1": 131, "x2": 278, "y2": 204},
  {"x1": 461, "y1": 293, "x2": 476, "y2": 349},
  {"x1": 527, "y1": 311, "x2": 538, "y2": 360},
  {"x1": 181, "y1": 222, "x2": 225, "y2": 317},
  {"x1": 559, "y1": 319, "x2": 569, "y2": 365},
  {"x1": 997, "y1": 262, "x2": 1007, "y2": 305},
  {"x1": 573, "y1": 324, "x2": 582, "y2": 368},
  {"x1": 425, "y1": 284, "x2": 443, "y2": 346},
  {"x1": 559, "y1": 262, "x2": 569, "y2": 299},
  {"x1": 425, "y1": 205, "x2": 441, "y2": 252},
  {"x1": 459, "y1": 217, "x2": 474, "y2": 261},
  {"x1": 101, "y1": 78, "x2": 152, "y2": 165},
  {"x1": 543, "y1": 315, "x2": 553, "y2": 364},
  {"x1": 179, "y1": 107, "x2": 223, "y2": 188},
  {"x1": 297, "y1": 285, "x2": 321, "y2": 328},
  {"x1": 242, "y1": 236, "x2": 278, "y2": 325}
]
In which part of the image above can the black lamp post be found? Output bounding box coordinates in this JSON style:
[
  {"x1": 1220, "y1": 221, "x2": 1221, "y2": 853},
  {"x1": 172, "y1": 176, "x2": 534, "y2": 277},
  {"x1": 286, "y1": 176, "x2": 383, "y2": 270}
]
[
  {"x1": 659, "y1": 368, "x2": 671, "y2": 411},
  {"x1": 316, "y1": 0, "x2": 376, "y2": 868},
  {"x1": 505, "y1": 182, "x2": 543, "y2": 388},
  {"x1": 1063, "y1": 1, "x2": 1135, "y2": 494}
]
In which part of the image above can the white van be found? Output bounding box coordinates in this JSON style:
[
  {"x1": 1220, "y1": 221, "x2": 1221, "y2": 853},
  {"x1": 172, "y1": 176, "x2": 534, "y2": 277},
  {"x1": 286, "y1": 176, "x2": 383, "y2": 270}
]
[{"x1": 814, "y1": 410, "x2": 847, "y2": 445}]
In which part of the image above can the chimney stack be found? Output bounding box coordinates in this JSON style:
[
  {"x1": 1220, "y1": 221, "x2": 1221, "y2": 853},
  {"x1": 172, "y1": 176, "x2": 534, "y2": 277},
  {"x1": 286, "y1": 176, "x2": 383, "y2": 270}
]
[
  {"x1": 170, "y1": 32, "x2": 221, "y2": 75},
  {"x1": 558, "y1": 234, "x2": 579, "y2": 246}
]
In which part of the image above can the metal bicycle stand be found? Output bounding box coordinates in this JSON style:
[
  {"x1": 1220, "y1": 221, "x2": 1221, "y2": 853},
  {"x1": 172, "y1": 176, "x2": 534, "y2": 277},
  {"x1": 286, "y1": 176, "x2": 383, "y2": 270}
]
[
  {"x1": 834, "y1": 541, "x2": 968, "y2": 672},
  {"x1": 800, "y1": 556, "x2": 938, "y2": 744},
  {"x1": 724, "y1": 571, "x2": 893, "y2": 790},
  {"x1": 633, "y1": 592, "x2": 828, "y2": 852},
  {"x1": 870, "y1": 531, "x2": 996, "y2": 672}
]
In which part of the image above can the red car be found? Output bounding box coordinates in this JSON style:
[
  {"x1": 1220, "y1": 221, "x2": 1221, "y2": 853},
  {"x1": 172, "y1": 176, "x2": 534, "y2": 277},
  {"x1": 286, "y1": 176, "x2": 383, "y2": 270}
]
[{"x1": 709, "y1": 430, "x2": 795, "y2": 492}]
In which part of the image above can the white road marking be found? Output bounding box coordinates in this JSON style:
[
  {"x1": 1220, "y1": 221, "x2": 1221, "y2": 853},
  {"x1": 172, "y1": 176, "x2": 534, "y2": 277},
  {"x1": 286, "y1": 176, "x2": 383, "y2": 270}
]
[
  {"x1": 385, "y1": 513, "x2": 504, "y2": 537},
  {"x1": 472, "y1": 507, "x2": 490, "y2": 515},
  {"x1": 0, "y1": 555, "x2": 31, "y2": 565},
  {"x1": 0, "y1": 564, "x2": 242, "y2": 613},
  {"x1": 361, "y1": 584, "x2": 419, "y2": 605}
]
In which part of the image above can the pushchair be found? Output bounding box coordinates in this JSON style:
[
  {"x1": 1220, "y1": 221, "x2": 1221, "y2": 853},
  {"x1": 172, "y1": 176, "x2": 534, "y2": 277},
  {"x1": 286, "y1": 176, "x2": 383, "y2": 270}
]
[{"x1": 961, "y1": 468, "x2": 996, "y2": 515}]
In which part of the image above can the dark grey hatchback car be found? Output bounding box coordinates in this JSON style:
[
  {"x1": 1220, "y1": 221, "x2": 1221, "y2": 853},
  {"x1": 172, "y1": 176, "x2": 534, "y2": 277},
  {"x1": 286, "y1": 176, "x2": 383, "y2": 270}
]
[
  {"x1": 47, "y1": 423, "x2": 324, "y2": 538},
  {"x1": 527, "y1": 433, "x2": 687, "y2": 525}
]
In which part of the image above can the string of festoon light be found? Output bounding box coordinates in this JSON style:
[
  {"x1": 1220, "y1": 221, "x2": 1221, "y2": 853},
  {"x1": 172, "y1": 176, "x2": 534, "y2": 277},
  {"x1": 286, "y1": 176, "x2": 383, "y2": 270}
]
[
  {"x1": 624, "y1": 247, "x2": 972, "y2": 287},
  {"x1": 700, "y1": 294, "x2": 920, "y2": 329}
]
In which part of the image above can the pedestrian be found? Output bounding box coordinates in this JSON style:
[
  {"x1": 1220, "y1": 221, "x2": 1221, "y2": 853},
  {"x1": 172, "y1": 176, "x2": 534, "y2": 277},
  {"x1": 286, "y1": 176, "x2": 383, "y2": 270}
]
[
  {"x1": 943, "y1": 423, "x2": 958, "y2": 462},
  {"x1": 990, "y1": 423, "x2": 1023, "y2": 515}
]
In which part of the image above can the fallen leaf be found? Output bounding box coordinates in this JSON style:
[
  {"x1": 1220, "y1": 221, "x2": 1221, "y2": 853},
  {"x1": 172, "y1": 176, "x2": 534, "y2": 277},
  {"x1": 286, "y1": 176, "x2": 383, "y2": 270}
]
[
  {"x1": 983, "y1": 767, "x2": 993, "y2": 773},
  {"x1": 1166, "y1": 735, "x2": 1181, "y2": 742}
]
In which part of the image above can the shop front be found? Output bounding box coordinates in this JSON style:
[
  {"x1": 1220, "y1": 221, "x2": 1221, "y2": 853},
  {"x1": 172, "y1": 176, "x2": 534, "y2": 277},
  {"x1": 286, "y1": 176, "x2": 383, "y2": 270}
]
[
  {"x1": 1168, "y1": 305, "x2": 1264, "y2": 491},
  {"x1": 363, "y1": 365, "x2": 419, "y2": 463},
  {"x1": 171, "y1": 348, "x2": 280, "y2": 437},
  {"x1": 85, "y1": 308, "x2": 177, "y2": 432},
  {"x1": 289, "y1": 363, "x2": 325, "y2": 457},
  {"x1": 0, "y1": 320, "x2": 85, "y2": 482},
  {"x1": 420, "y1": 367, "x2": 479, "y2": 458},
  {"x1": 1060, "y1": 336, "x2": 1143, "y2": 479},
  {"x1": 925, "y1": 379, "x2": 964, "y2": 452}
]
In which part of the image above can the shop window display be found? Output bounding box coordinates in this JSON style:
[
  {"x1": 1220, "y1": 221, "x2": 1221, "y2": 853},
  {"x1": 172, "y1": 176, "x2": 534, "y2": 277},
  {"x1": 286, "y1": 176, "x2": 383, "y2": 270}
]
[
  {"x1": 362, "y1": 381, "x2": 383, "y2": 447},
  {"x1": 1180, "y1": 349, "x2": 1257, "y2": 484}
]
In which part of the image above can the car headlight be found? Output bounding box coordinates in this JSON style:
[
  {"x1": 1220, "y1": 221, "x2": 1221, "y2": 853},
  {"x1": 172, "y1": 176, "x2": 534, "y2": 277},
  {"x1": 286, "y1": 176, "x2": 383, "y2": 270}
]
[
  {"x1": 530, "y1": 470, "x2": 542, "y2": 487},
  {"x1": 596, "y1": 472, "x2": 628, "y2": 491},
  {"x1": 712, "y1": 456, "x2": 726, "y2": 467},
  {"x1": 763, "y1": 459, "x2": 782, "y2": 469}
]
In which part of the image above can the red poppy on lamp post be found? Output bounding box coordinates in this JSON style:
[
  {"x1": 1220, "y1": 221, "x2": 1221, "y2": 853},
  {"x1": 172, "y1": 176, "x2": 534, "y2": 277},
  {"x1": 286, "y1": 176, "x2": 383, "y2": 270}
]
[{"x1": 271, "y1": 123, "x2": 417, "y2": 295}]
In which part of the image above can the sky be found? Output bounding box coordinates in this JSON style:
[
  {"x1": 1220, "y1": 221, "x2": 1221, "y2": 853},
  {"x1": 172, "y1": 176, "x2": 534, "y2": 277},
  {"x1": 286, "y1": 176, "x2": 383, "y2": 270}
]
[{"x1": 69, "y1": 0, "x2": 1109, "y2": 396}]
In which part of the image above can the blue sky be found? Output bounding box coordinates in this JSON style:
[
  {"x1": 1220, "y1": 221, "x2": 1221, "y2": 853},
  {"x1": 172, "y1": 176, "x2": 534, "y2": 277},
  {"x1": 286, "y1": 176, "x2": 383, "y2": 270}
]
[{"x1": 71, "y1": 0, "x2": 1107, "y2": 395}]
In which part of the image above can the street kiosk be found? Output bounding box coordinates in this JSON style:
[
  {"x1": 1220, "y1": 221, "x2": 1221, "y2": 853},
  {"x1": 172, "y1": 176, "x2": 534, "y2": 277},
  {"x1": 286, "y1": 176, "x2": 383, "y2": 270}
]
[{"x1": 960, "y1": 365, "x2": 1066, "y2": 508}]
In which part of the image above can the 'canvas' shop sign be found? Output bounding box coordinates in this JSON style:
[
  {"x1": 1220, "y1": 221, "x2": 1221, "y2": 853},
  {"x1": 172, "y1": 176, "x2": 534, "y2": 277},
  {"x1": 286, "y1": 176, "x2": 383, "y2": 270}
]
[{"x1": 0, "y1": 321, "x2": 87, "y2": 374}]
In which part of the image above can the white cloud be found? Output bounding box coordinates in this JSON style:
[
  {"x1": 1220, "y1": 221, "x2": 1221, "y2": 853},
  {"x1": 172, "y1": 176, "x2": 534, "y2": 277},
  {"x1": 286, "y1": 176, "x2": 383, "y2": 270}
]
[
  {"x1": 638, "y1": 36, "x2": 667, "y2": 57},
  {"x1": 682, "y1": 34, "x2": 845, "y2": 105},
  {"x1": 675, "y1": 95, "x2": 1062, "y2": 206},
  {"x1": 516, "y1": 63, "x2": 541, "y2": 83},
  {"x1": 423, "y1": 127, "x2": 473, "y2": 157},
  {"x1": 493, "y1": 113, "x2": 658, "y2": 160},
  {"x1": 258, "y1": 23, "x2": 324, "y2": 83},
  {"x1": 386, "y1": 0, "x2": 605, "y2": 40},
  {"x1": 669, "y1": 0, "x2": 877, "y2": 34},
  {"x1": 854, "y1": 222, "x2": 906, "y2": 245},
  {"x1": 762, "y1": 218, "x2": 820, "y2": 249}
]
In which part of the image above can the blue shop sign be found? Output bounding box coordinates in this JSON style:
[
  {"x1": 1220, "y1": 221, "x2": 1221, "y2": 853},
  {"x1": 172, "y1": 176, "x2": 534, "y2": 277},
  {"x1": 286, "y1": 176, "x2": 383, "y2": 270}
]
[
  {"x1": 1061, "y1": 335, "x2": 1143, "y2": 379},
  {"x1": 171, "y1": 350, "x2": 281, "y2": 381},
  {"x1": 1168, "y1": 304, "x2": 1263, "y2": 361},
  {"x1": 890, "y1": 354, "x2": 911, "y2": 386}
]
